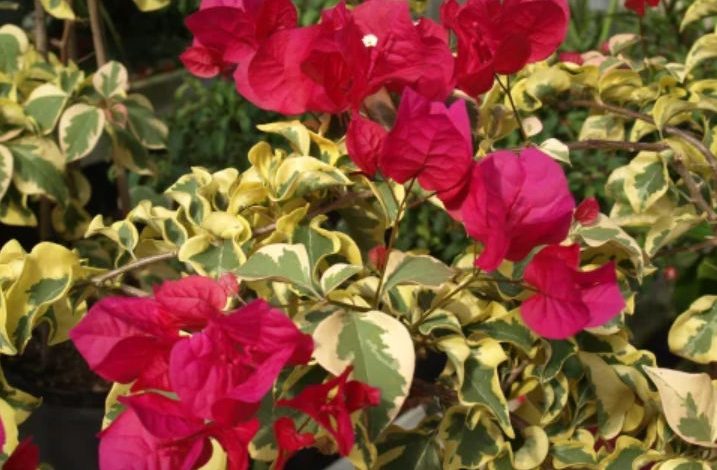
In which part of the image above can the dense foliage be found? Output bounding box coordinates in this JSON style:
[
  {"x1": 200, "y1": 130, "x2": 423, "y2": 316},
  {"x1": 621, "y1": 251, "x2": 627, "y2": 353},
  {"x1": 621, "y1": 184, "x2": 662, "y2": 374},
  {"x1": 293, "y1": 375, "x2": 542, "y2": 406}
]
[{"x1": 2, "y1": 0, "x2": 717, "y2": 469}]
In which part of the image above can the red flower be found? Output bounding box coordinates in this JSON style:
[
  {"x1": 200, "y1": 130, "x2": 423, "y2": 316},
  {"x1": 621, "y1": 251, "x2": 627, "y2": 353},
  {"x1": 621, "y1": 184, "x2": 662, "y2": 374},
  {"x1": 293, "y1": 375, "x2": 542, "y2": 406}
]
[
  {"x1": 625, "y1": 0, "x2": 659, "y2": 16},
  {"x1": 273, "y1": 417, "x2": 315, "y2": 470},
  {"x1": 574, "y1": 197, "x2": 600, "y2": 226},
  {"x1": 70, "y1": 297, "x2": 179, "y2": 390},
  {"x1": 233, "y1": 2, "x2": 371, "y2": 114},
  {"x1": 180, "y1": 42, "x2": 225, "y2": 78},
  {"x1": 520, "y1": 244, "x2": 625, "y2": 339},
  {"x1": 380, "y1": 88, "x2": 474, "y2": 211},
  {"x1": 558, "y1": 51, "x2": 584, "y2": 65},
  {"x1": 368, "y1": 245, "x2": 389, "y2": 271},
  {"x1": 100, "y1": 393, "x2": 258, "y2": 470},
  {"x1": 460, "y1": 148, "x2": 575, "y2": 271},
  {"x1": 169, "y1": 300, "x2": 313, "y2": 423},
  {"x1": 346, "y1": 113, "x2": 388, "y2": 176},
  {"x1": 441, "y1": 0, "x2": 570, "y2": 96},
  {"x1": 277, "y1": 366, "x2": 380, "y2": 456},
  {"x1": 4, "y1": 438, "x2": 39, "y2": 470},
  {"x1": 154, "y1": 275, "x2": 228, "y2": 330},
  {"x1": 353, "y1": 0, "x2": 454, "y2": 100}
]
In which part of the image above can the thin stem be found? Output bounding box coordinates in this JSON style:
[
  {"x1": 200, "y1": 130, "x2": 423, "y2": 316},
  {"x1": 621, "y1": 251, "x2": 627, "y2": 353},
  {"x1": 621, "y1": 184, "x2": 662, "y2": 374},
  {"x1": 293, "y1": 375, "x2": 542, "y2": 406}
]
[
  {"x1": 373, "y1": 179, "x2": 415, "y2": 309},
  {"x1": 413, "y1": 270, "x2": 480, "y2": 329},
  {"x1": 673, "y1": 159, "x2": 717, "y2": 221},
  {"x1": 569, "y1": 100, "x2": 717, "y2": 179},
  {"x1": 658, "y1": 238, "x2": 717, "y2": 257},
  {"x1": 495, "y1": 74, "x2": 529, "y2": 143},
  {"x1": 89, "y1": 252, "x2": 177, "y2": 285},
  {"x1": 33, "y1": 0, "x2": 48, "y2": 57},
  {"x1": 87, "y1": 0, "x2": 107, "y2": 66},
  {"x1": 566, "y1": 140, "x2": 669, "y2": 152},
  {"x1": 253, "y1": 190, "x2": 374, "y2": 237}
]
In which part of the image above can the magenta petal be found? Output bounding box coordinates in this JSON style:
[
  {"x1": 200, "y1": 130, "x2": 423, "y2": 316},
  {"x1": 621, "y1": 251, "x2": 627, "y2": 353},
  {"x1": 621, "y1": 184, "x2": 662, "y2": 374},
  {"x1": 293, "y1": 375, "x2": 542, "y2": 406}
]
[
  {"x1": 520, "y1": 294, "x2": 590, "y2": 339},
  {"x1": 120, "y1": 393, "x2": 204, "y2": 440},
  {"x1": 70, "y1": 297, "x2": 177, "y2": 384},
  {"x1": 154, "y1": 275, "x2": 226, "y2": 329},
  {"x1": 180, "y1": 44, "x2": 222, "y2": 78},
  {"x1": 346, "y1": 114, "x2": 387, "y2": 177},
  {"x1": 577, "y1": 262, "x2": 626, "y2": 327}
]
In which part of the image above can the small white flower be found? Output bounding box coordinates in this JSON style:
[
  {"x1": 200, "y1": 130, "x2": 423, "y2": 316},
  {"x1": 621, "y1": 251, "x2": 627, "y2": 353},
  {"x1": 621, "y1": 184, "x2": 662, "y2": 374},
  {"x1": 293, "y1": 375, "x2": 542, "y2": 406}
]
[{"x1": 362, "y1": 34, "x2": 378, "y2": 48}]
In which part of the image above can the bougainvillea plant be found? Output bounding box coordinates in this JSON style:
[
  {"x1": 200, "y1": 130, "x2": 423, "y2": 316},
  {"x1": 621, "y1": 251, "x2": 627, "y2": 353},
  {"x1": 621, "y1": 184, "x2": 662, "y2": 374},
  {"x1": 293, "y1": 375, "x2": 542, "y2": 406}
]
[{"x1": 2, "y1": 0, "x2": 717, "y2": 468}]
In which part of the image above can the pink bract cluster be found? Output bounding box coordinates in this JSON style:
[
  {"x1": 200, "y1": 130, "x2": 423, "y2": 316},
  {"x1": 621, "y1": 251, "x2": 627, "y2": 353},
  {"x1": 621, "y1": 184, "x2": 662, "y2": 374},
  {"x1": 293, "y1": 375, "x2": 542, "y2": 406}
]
[
  {"x1": 181, "y1": 0, "x2": 626, "y2": 340},
  {"x1": 70, "y1": 275, "x2": 380, "y2": 470}
]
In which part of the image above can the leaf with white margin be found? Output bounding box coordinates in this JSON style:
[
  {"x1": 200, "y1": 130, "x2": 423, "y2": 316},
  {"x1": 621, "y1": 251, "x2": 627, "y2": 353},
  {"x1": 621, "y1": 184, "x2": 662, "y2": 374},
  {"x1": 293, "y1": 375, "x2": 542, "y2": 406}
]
[
  {"x1": 320, "y1": 263, "x2": 362, "y2": 295},
  {"x1": 686, "y1": 34, "x2": 717, "y2": 75},
  {"x1": 40, "y1": 0, "x2": 75, "y2": 19},
  {"x1": 0, "y1": 144, "x2": 12, "y2": 201},
  {"x1": 257, "y1": 121, "x2": 311, "y2": 155},
  {"x1": 313, "y1": 309, "x2": 415, "y2": 439},
  {"x1": 236, "y1": 243, "x2": 319, "y2": 297},
  {"x1": 540, "y1": 138, "x2": 570, "y2": 165},
  {"x1": 681, "y1": 0, "x2": 717, "y2": 30},
  {"x1": 669, "y1": 295, "x2": 717, "y2": 364},
  {"x1": 59, "y1": 104, "x2": 105, "y2": 162},
  {"x1": 93, "y1": 61, "x2": 129, "y2": 99},
  {"x1": 380, "y1": 251, "x2": 453, "y2": 297},
  {"x1": 579, "y1": 352, "x2": 635, "y2": 439},
  {"x1": 623, "y1": 152, "x2": 669, "y2": 213},
  {"x1": 23, "y1": 83, "x2": 68, "y2": 134},
  {"x1": 644, "y1": 366, "x2": 717, "y2": 447}
]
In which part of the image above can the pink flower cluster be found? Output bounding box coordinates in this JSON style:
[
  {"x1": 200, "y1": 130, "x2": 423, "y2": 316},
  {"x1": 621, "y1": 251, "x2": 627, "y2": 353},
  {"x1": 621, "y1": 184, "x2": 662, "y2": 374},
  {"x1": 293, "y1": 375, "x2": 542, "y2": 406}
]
[
  {"x1": 70, "y1": 275, "x2": 379, "y2": 470},
  {"x1": 180, "y1": 0, "x2": 626, "y2": 340},
  {"x1": 181, "y1": 0, "x2": 568, "y2": 113}
]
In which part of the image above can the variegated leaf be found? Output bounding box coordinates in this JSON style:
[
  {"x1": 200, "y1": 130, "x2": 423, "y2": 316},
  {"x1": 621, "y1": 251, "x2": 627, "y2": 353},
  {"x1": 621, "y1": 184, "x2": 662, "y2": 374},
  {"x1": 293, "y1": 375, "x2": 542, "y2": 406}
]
[
  {"x1": 681, "y1": 0, "x2": 717, "y2": 30},
  {"x1": 623, "y1": 152, "x2": 669, "y2": 213},
  {"x1": 132, "y1": 0, "x2": 171, "y2": 11},
  {"x1": 459, "y1": 338, "x2": 513, "y2": 438},
  {"x1": 439, "y1": 407, "x2": 503, "y2": 470},
  {"x1": 93, "y1": 61, "x2": 129, "y2": 99},
  {"x1": 380, "y1": 251, "x2": 454, "y2": 297},
  {"x1": 40, "y1": 0, "x2": 75, "y2": 19},
  {"x1": 375, "y1": 425, "x2": 441, "y2": 470},
  {"x1": 686, "y1": 33, "x2": 717, "y2": 75},
  {"x1": 8, "y1": 137, "x2": 67, "y2": 204},
  {"x1": 313, "y1": 309, "x2": 415, "y2": 438},
  {"x1": 23, "y1": 83, "x2": 68, "y2": 134},
  {"x1": 0, "y1": 144, "x2": 12, "y2": 201},
  {"x1": 59, "y1": 104, "x2": 105, "y2": 162},
  {"x1": 668, "y1": 296, "x2": 717, "y2": 364},
  {"x1": 320, "y1": 263, "x2": 362, "y2": 295},
  {"x1": 644, "y1": 366, "x2": 717, "y2": 447},
  {"x1": 235, "y1": 243, "x2": 319, "y2": 297}
]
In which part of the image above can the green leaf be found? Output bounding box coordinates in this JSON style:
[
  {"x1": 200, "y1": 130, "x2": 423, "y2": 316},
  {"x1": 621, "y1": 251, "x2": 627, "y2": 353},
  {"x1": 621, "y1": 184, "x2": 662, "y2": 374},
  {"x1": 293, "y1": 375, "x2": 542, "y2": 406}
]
[
  {"x1": 623, "y1": 152, "x2": 669, "y2": 213},
  {"x1": 579, "y1": 352, "x2": 635, "y2": 439},
  {"x1": 132, "y1": 0, "x2": 170, "y2": 11},
  {"x1": 513, "y1": 426, "x2": 549, "y2": 470},
  {"x1": 643, "y1": 366, "x2": 717, "y2": 447},
  {"x1": 8, "y1": 140, "x2": 67, "y2": 204},
  {"x1": 652, "y1": 96, "x2": 695, "y2": 132},
  {"x1": 681, "y1": 0, "x2": 717, "y2": 30},
  {"x1": 273, "y1": 156, "x2": 350, "y2": 200},
  {"x1": 551, "y1": 439, "x2": 597, "y2": 468},
  {"x1": 59, "y1": 104, "x2": 105, "y2": 162},
  {"x1": 125, "y1": 97, "x2": 167, "y2": 149},
  {"x1": 319, "y1": 263, "x2": 362, "y2": 295},
  {"x1": 686, "y1": 33, "x2": 717, "y2": 76},
  {"x1": 236, "y1": 244, "x2": 319, "y2": 297},
  {"x1": 579, "y1": 115, "x2": 624, "y2": 141},
  {"x1": 468, "y1": 309, "x2": 536, "y2": 354},
  {"x1": 293, "y1": 218, "x2": 340, "y2": 281},
  {"x1": 39, "y1": 0, "x2": 74, "y2": 18},
  {"x1": 539, "y1": 138, "x2": 570, "y2": 165},
  {"x1": 179, "y1": 236, "x2": 243, "y2": 276},
  {"x1": 439, "y1": 407, "x2": 503, "y2": 470},
  {"x1": 23, "y1": 83, "x2": 68, "y2": 135},
  {"x1": 644, "y1": 206, "x2": 701, "y2": 257},
  {"x1": 459, "y1": 338, "x2": 513, "y2": 438},
  {"x1": 381, "y1": 251, "x2": 454, "y2": 297},
  {"x1": 375, "y1": 426, "x2": 441, "y2": 470},
  {"x1": 313, "y1": 309, "x2": 415, "y2": 439},
  {"x1": 0, "y1": 145, "x2": 13, "y2": 201},
  {"x1": 0, "y1": 26, "x2": 23, "y2": 74},
  {"x1": 654, "y1": 458, "x2": 710, "y2": 470},
  {"x1": 92, "y1": 61, "x2": 128, "y2": 99},
  {"x1": 669, "y1": 296, "x2": 717, "y2": 364},
  {"x1": 257, "y1": 121, "x2": 310, "y2": 155}
]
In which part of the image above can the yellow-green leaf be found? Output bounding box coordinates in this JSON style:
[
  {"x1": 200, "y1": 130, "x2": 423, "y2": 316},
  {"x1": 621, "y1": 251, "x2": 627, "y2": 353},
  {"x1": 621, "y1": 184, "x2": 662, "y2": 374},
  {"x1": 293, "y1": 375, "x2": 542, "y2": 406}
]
[
  {"x1": 40, "y1": 0, "x2": 74, "y2": 19},
  {"x1": 669, "y1": 296, "x2": 717, "y2": 364},
  {"x1": 623, "y1": 152, "x2": 669, "y2": 213},
  {"x1": 644, "y1": 366, "x2": 717, "y2": 447},
  {"x1": 23, "y1": 83, "x2": 68, "y2": 135},
  {"x1": 686, "y1": 34, "x2": 717, "y2": 76},
  {"x1": 652, "y1": 96, "x2": 695, "y2": 132},
  {"x1": 132, "y1": 0, "x2": 171, "y2": 11},
  {"x1": 0, "y1": 144, "x2": 12, "y2": 201},
  {"x1": 313, "y1": 309, "x2": 415, "y2": 438},
  {"x1": 93, "y1": 61, "x2": 129, "y2": 99},
  {"x1": 681, "y1": 0, "x2": 717, "y2": 30},
  {"x1": 59, "y1": 104, "x2": 105, "y2": 162}
]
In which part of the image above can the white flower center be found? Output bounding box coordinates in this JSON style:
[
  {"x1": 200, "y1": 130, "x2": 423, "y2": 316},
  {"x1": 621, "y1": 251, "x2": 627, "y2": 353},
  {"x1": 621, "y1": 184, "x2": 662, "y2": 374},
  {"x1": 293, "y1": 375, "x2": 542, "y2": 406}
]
[{"x1": 362, "y1": 34, "x2": 378, "y2": 48}]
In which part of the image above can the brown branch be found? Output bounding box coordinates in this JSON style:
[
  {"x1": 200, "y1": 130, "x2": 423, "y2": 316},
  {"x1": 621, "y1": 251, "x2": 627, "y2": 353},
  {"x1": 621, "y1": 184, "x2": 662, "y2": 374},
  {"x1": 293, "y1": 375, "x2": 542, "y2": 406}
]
[
  {"x1": 658, "y1": 238, "x2": 717, "y2": 257},
  {"x1": 566, "y1": 140, "x2": 669, "y2": 152},
  {"x1": 90, "y1": 252, "x2": 177, "y2": 285},
  {"x1": 570, "y1": 100, "x2": 717, "y2": 178},
  {"x1": 252, "y1": 190, "x2": 374, "y2": 237},
  {"x1": 33, "y1": 0, "x2": 48, "y2": 57},
  {"x1": 673, "y1": 159, "x2": 717, "y2": 221},
  {"x1": 87, "y1": 0, "x2": 106, "y2": 66}
]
